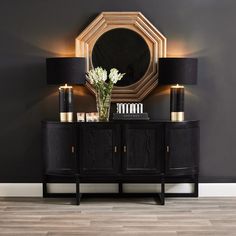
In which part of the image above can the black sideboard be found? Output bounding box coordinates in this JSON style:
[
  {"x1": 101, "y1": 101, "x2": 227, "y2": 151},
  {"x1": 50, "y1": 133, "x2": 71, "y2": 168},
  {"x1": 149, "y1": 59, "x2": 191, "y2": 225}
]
[{"x1": 42, "y1": 120, "x2": 199, "y2": 205}]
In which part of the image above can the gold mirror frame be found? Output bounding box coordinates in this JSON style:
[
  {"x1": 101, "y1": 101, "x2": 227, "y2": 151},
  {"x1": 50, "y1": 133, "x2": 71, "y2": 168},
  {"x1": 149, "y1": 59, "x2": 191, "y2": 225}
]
[{"x1": 75, "y1": 12, "x2": 166, "y2": 102}]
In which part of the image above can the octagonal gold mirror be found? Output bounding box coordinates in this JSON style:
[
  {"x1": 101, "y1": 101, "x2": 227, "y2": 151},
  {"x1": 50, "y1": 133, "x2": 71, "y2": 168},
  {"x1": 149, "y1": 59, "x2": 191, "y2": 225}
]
[{"x1": 76, "y1": 12, "x2": 166, "y2": 102}]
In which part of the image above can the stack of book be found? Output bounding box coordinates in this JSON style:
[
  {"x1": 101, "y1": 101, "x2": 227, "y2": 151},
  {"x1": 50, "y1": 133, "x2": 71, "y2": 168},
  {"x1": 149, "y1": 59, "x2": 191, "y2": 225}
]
[{"x1": 113, "y1": 103, "x2": 149, "y2": 120}]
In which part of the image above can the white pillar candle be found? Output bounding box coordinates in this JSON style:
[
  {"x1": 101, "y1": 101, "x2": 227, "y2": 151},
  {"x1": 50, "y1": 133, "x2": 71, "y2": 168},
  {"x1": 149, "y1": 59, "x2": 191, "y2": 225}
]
[
  {"x1": 130, "y1": 103, "x2": 135, "y2": 113},
  {"x1": 117, "y1": 103, "x2": 121, "y2": 113},
  {"x1": 125, "y1": 103, "x2": 129, "y2": 113},
  {"x1": 121, "y1": 103, "x2": 125, "y2": 113},
  {"x1": 137, "y1": 103, "x2": 140, "y2": 113},
  {"x1": 140, "y1": 103, "x2": 143, "y2": 113}
]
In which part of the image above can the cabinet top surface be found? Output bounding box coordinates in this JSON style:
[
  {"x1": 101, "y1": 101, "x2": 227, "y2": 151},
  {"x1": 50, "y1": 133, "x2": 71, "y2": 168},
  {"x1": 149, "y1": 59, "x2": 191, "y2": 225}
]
[{"x1": 42, "y1": 120, "x2": 199, "y2": 124}]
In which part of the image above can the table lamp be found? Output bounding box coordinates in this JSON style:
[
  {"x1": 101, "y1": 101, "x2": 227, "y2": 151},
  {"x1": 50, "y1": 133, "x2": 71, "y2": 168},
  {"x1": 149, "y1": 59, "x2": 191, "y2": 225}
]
[
  {"x1": 158, "y1": 58, "x2": 198, "y2": 121},
  {"x1": 46, "y1": 57, "x2": 86, "y2": 122}
]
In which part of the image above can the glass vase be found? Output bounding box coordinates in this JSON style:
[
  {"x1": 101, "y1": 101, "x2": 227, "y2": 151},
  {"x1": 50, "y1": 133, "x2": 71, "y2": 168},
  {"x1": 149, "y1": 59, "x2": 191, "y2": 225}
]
[{"x1": 96, "y1": 90, "x2": 111, "y2": 122}]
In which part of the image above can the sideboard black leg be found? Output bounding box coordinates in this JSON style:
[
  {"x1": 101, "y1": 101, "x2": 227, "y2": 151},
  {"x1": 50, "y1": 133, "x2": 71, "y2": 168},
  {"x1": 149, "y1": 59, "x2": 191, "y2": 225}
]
[
  {"x1": 160, "y1": 179, "x2": 165, "y2": 205},
  {"x1": 43, "y1": 175, "x2": 48, "y2": 198},
  {"x1": 193, "y1": 176, "x2": 199, "y2": 197},
  {"x1": 75, "y1": 175, "x2": 81, "y2": 205}
]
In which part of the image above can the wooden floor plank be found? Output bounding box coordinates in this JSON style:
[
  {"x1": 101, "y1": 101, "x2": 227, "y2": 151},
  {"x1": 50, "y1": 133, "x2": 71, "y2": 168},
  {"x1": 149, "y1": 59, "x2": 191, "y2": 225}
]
[{"x1": 0, "y1": 197, "x2": 236, "y2": 235}]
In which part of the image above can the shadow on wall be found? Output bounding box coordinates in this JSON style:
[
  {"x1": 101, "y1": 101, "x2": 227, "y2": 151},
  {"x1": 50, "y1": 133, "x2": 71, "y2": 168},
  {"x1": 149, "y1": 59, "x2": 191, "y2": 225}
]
[
  {"x1": 144, "y1": 86, "x2": 170, "y2": 120},
  {"x1": 0, "y1": 30, "x2": 96, "y2": 181}
]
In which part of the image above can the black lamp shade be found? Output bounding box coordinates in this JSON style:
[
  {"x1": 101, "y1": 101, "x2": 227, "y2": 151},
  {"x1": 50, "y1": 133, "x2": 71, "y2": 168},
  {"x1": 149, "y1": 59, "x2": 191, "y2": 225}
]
[
  {"x1": 158, "y1": 58, "x2": 198, "y2": 85},
  {"x1": 46, "y1": 57, "x2": 86, "y2": 85}
]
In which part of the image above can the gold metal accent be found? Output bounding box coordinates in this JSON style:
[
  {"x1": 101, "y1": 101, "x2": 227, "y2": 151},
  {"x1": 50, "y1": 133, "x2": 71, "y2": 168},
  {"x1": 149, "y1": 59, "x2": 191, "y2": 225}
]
[
  {"x1": 171, "y1": 112, "x2": 184, "y2": 122},
  {"x1": 71, "y1": 146, "x2": 75, "y2": 153},
  {"x1": 114, "y1": 146, "x2": 117, "y2": 153},
  {"x1": 124, "y1": 146, "x2": 127, "y2": 153},
  {"x1": 60, "y1": 112, "x2": 73, "y2": 122},
  {"x1": 171, "y1": 84, "x2": 184, "y2": 88},
  {"x1": 166, "y1": 146, "x2": 169, "y2": 153},
  {"x1": 75, "y1": 12, "x2": 166, "y2": 102},
  {"x1": 59, "y1": 84, "x2": 73, "y2": 90}
]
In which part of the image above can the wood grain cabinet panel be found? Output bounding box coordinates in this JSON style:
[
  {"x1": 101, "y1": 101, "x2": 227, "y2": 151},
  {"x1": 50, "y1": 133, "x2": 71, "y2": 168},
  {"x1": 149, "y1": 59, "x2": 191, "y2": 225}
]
[
  {"x1": 79, "y1": 123, "x2": 120, "y2": 175},
  {"x1": 165, "y1": 122, "x2": 199, "y2": 176},
  {"x1": 42, "y1": 123, "x2": 77, "y2": 175},
  {"x1": 122, "y1": 123, "x2": 164, "y2": 175}
]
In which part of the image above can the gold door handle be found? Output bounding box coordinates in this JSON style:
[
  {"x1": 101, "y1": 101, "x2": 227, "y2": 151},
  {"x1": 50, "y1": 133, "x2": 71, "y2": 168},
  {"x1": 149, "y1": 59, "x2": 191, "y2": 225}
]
[
  {"x1": 71, "y1": 146, "x2": 75, "y2": 153},
  {"x1": 166, "y1": 146, "x2": 169, "y2": 153},
  {"x1": 114, "y1": 146, "x2": 117, "y2": 153},
  {"x1": 124, "y1": 145, "x2": 127, "y2": 153}
]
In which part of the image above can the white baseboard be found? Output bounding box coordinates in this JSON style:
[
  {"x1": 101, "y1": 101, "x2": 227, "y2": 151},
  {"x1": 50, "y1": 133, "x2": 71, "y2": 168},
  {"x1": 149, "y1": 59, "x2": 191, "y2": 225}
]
[
  {"x1": 0, "y1": 183, "x2": 236, "y2": 197},
  {"x1": 0, "y1": 184, "x2": 42, "y2": 197},
  {"x1": 199, "y1": 183, "x2": 236, "y2": 197}
]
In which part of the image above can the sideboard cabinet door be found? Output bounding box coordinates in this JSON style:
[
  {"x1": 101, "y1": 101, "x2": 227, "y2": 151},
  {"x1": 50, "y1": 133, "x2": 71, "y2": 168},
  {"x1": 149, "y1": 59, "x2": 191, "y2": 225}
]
[
  {"x1": 42, "y1": 123, "x2": 77, "y2": 175},
  {"x1": 122, "y1": 123, "x2": 164, "y2": 175},
  {"x1": 165, "y1": 122, "x2": 199, "y2": 176},
  {"x1": 80, "y1": 123, "x2": 120, "y2": 175}
]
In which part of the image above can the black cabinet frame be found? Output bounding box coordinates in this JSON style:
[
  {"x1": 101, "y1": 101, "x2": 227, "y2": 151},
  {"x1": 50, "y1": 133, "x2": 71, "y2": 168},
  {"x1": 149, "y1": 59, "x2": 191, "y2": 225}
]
[{"x1": 42, "y1": 120, "x2": 199, "y2": 205}]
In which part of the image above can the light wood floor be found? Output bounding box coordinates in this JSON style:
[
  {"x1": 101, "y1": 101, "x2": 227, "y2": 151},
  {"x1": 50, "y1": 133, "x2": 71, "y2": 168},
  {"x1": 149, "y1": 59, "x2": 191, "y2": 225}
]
[{"x1": 0, "y1": 197, "x2": 236, "y2": 235}]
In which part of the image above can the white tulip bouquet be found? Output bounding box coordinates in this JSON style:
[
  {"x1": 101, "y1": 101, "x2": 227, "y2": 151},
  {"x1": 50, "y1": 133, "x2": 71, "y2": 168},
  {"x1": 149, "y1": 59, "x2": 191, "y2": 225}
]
[{"x1": 86, "y1": 67, "x2": 125, "y2": 121}]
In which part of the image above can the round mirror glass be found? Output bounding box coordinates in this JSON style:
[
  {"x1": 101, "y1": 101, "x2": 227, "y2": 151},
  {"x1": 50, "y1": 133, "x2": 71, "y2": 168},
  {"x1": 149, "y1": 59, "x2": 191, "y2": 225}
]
[{"x1": 92, "y1": 28, "x2": 150, "y2": 86}]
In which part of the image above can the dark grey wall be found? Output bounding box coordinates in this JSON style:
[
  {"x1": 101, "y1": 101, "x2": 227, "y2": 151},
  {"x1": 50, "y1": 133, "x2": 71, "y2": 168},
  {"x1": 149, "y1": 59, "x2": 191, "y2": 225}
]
[{"x1": 0, "y1": 0, "x2": 235, "y2": 182}]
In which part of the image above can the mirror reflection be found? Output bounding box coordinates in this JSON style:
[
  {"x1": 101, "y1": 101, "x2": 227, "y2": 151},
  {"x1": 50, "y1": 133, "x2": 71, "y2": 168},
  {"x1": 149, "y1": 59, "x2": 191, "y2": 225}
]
[{"x1": 92, "y1": 28, "x2": 150, "y2": 86}]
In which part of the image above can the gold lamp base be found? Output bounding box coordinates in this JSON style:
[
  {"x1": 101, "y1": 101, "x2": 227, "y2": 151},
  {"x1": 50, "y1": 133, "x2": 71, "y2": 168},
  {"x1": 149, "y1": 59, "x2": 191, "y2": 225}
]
[
  {"x1": 171, "y1": 112, "x2": 184, "y2": 122},
  {"x1": 60, "y1": 112, "x2": 73, "y2": 122}
]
